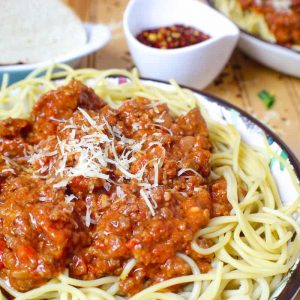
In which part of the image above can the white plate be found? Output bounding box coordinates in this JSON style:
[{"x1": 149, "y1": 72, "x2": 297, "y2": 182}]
[
  {"x1": 0, "y1": 23, "x2": 111, "y2": 83},
  {"x1": 1, "y1": 75, "x2": 300, "y2": 299},
  {"x1": 206, "y1": 0, "x2": 300, "y2": 77}
]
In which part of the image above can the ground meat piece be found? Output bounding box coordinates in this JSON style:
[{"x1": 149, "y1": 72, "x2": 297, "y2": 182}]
[
  {"x1": 0, "y1": 139, "x2": 29, "y2": 158},
  {"x1": 177, "y1": 108, "x2": 208, "y2": 137},
  {"x1": 0, "y1": 175, "x2": 88, "y2": 292},
  {"x1": 210, "y1": 178, "x2": 232, "y2": 217},
  {"x1": 0, "y1": 118, "x2": 32, "y2": 139},
  {"x1": 0, "y1": 118, "x2": 32, "y2": 158},
  {"x1": 27, "y1": 80, "x2": 104, "y2": 143}
]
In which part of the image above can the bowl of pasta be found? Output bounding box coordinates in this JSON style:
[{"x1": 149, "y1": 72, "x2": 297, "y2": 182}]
[
  {"x1": 208, "y1": 0, "x2": 300, "y2": 77},
  {"x1": 0, "y1": 64, "x2": 299, "y2": 300}
]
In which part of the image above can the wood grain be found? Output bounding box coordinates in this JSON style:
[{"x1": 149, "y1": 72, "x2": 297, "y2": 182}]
[
  {"x1": 63, "y1": 1, "x2": 300, "y2": 299},
  {"x1": 64, "y1": 0, "x2": 300, "y2": 160}
]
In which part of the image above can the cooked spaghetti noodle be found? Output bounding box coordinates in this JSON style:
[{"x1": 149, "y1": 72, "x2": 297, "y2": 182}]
[
  {"x1": 213, "y1": 0, "x2": 300, "y2": 51},
  {"x1": 0, "y1": 64, "x2": 299, "y2": 300}
]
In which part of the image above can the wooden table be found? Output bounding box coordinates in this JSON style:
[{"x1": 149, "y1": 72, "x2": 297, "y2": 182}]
[
  {"x1": 63, "y1": 2, "x2": 300, "y2": 299},
  {"x1": 65, "y1": 0, "x2": 300, "y2": 158},
  {"x1": 65, "y1": 0, "x2": 300, "y2": 160}
]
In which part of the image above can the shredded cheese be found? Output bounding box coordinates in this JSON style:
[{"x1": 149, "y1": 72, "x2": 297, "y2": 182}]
[
  {"x1": 116, "y1": 186, "x2": 126, "y2": 199},
  {"x1": 65, "y1": 194, "x2": 77, "y2": 203},
  {"x1": 178, "y1": 167, "x2": 202, "y2": 177},
  {"x1": 24, "y1": 107, "x2": 167, "y2": 217},
  {"x1": 53, "y1": 179, "x2": 69, "y2": 188},
  {"x1": 85, "y1": 204, "x2": 91, "y2": 227},
  {"x1": 1, "y1": 168, "x2": 15, "y2": 174},
  {"x1": 140, "y1": 189, "x2": 156, "y2": 216},
  {"x1": 151, "y1": 124, "x2": 173, "y2": 136}
]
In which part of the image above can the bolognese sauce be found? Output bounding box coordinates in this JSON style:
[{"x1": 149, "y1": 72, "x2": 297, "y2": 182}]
[
  {"x1": 239, "y1": 0, "x2": 300, "y2": 46},
  {"x1": 0, "y1": 81, "x2": 231, "y2": 296}
]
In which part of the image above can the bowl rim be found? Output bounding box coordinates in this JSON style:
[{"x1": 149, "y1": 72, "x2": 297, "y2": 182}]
[
  {"x1": 139, "y1": 76, "x2": 300, "y2": 300},
  {"x1": 123, "y1": 0, "x2": 239, "y2": 55},
  {"x1": 206, "y1": 0, "x2": 300, "y2": 56}
]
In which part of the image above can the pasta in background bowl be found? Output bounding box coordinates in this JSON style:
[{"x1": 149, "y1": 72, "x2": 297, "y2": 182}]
[
  {"x1": 208, "y1": 0, "x2": 300, "y2": 77},
  {"x1": 0, "y1": 65, "x2": 299, "y2": 300}
]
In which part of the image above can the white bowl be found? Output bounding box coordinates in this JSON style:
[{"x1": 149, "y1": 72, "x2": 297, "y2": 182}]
[
  {"x1": 123, "y1": 0, "x2": 239, "y2": 89},
  {"x1": 0, "y1": 23, "x2": 111, "y2": 83},
  {"x1": 239, "y1": 32, "x2": 300, "y2": 78},
  {"x1": 205, "y1": 0, "x2": 300, "y2": 77}
]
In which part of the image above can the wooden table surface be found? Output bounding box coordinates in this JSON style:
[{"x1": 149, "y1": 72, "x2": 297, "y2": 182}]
[
  {"x1": 65, "y1": 0, "x2": 300, "y2": 160},
  {"x1": 63, "y1": 1, "x2": 300, "y2": 299}
]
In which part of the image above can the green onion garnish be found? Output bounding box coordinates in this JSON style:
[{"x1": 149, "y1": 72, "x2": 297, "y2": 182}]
[{"x1": 258, "y1": 90, "x2": 276, "y2": 109}]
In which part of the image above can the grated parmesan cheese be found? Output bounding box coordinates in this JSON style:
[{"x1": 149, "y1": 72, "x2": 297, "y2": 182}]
[
  {"x1": 132, "y1": 122, "x2": 141, "y2": 131},
  {"x1": 178, "y1": 167, "x2": 202, "y2": 177},
  {"x1": 39, "y1": 196, "x2": 49, "y2": 202},
  {"x1": 111, "y1": 220, "x2": 119, "y2": 228},
  {"x1": 140, "y1": 189, "x2": 156, "y2": 216},
  {"x1": 53, "y1": 179, "x2": 69, "y2": 188},
  {"x1": 65, "y1": 194, "x2": 77, "y2": 203},
  {"x1": 116, "y1": 186, "x2": 126, "y2": 199},
  {"x1": 85, "y1": 204, "x2": 91, "y2": 227},
  {"x1": 1, "y1": 168, "x2": 16, "y2": 174},
  {"x1": 25, "y1": 108, "x2": 166, "y2": 216},
  {"x1": 151, "y1": 124, "x2": 173, "y2": 136},
  {"x1": 104, "y1": 182, "x2": 111, "y2": 191}
]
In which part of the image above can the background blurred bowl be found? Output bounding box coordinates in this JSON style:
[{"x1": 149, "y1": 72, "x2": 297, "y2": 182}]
[
  {"x1": 0, "y1": 23, "x2": 111, "y2": 84},
  {"x1": 206, "y1": 0, "x2": 300, "y2": 78},
  {"x1": 123, "y1": 0, "x2": 239, "y2": 89},
  {"x1": 238, "y1": 32, "x2": 300, "y2": 78}
]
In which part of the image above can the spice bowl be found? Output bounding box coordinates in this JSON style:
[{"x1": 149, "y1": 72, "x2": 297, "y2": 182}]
[{"x1": 123, "y1": 0, "x2": 239, "y2": 89}]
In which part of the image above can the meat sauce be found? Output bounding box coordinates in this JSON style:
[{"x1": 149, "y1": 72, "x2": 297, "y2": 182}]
[
  {"x1": 239, "y1": 0, "x2": 300, "y2": 46},
  {"x1": 0, "y1": 81, "x2": 231, "y2": 296}
]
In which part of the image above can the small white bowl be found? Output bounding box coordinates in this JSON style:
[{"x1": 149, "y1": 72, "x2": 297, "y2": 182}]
[
  {"x1": 123, "y1": 0, "x2": 239, "y2": 89},
  {"x1": 0, "y1": 23, "x2": 111, "y2": 83},
  {"x1": 239, "y1": 32, "x2": 300, "y2": 78}
]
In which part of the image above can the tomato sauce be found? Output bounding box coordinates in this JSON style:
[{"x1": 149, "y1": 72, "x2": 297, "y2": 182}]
[
  {"x1": 239, "y1": 0, "x2": 300, "y2": 47},
  {"x1": 0, "y1": 81, "x2": 230, "y2": 295}
]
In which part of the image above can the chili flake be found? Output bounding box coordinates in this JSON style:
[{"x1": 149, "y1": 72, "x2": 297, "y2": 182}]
[{"x1": 136, "y1": 24, "x2": 210, "y2": 49}]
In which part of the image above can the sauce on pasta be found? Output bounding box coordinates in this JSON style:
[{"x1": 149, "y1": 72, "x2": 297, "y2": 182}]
[
  {"x1": 239, "y1": 0, "x2": 300, "y2": 46},
  {"x1": 0, "y1": 81, "x2": 231, "y2": 296}
]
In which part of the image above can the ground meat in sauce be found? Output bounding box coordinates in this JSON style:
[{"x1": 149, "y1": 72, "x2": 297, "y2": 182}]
[
  {"x1": 239, "y1": 0, "x2": 300, "y2": 46},
  {"x1": 0, "y1": 81, "x2": 231, "y2": 296}
]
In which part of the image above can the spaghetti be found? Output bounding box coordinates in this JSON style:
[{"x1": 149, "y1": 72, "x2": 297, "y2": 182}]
[
  {"x1": 0, "y1": 64, "x2": 299, "y2": 300},
  {"x1": 213, "y1": 0, "x2": 300, "y2": 51}
]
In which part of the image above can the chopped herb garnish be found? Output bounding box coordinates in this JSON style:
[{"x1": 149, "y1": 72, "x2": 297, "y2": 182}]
[{"x1": 258, "y1": 90, "x2": 276, "y2": 109}]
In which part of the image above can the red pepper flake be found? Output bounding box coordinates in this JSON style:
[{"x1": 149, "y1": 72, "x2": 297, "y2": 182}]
[{"x1": 136, "y1": 24, "x2": 210, "y2": 49}]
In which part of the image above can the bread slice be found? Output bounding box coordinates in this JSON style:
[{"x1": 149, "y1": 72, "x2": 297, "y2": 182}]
[{"x1": 0, "y1": 0, "x2": 87, "y2": 65}]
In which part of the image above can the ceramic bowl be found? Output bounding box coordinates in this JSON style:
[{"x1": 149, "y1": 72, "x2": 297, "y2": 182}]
[
  {"x1": 206, "y1": 0, "x2": 300, "y2": 77},
  {"x1": 123, "y1": 0, "x2": 239, "y2": 89},
  {"x1": 0, "y1": 23, "x2": 111, "y2": 84},
  {"x1": 238, "y1": 32, "x2": 300, "y2": 77}
]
